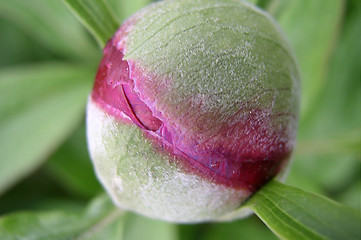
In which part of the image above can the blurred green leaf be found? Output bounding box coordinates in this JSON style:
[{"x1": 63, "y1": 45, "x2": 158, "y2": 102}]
[
  {"x1": 62, "y1": 0, "x2": 119, "y2": 47},
  {"x1": 45, "y1": 123, "x2": 102, "y2": 199},
  {"x1": 267, "y1": 0, "x2": 344, "y2": 121},
  {"x1": 0, "y1": 63, "x2": 93, "y2": 195},
  {"x1": 286, "y1": 4, "x2": 361, "y2": 203},
  {"x1": 182, "y1": 216, "x2": 278, "y2": 240},
  {"x1": 0, "y1": 169, "x2": 85, "y2": 215},
  {"x1": 0, "y1": 19, "x2": 55, "y2": 68},
  {"x1": 123, "y1": 213, "x2": 178, "y2": 240},
  {"x1": 248, "y1": 180, "x2": 361, "y2": 240},
  {"x1": 117, "y1": 0, "x2": 152, "y2": 21},
  {"x1": 298, "y1": 6, "x2": 361, "y2": 138},
  {"x1": 247, "y1": 0, "x2": 266, "y2": 7},
  {"x1": 0, "y1": 0, "x2": 99, "y2": 63},
  {"x1": 296, "y1": 129, "x2": 361, "y2": 156},
  {"x1": 336, "y1": 178, "x2": 361, "y2": 211},
  {"x1": 0, "y1": 194, "x2": 124, "y2": 240},
  {"x1": 287, "y1": 154, "x2": 360, "y2": 197}
]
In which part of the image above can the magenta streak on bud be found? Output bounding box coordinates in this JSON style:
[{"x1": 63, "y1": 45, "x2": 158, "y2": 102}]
[
  {"x1": 92, "y1": 44, "x2": 162, "y2": 131},
  {"x1": 92, "y1": 37, "x2": 291, "y2": 192}
]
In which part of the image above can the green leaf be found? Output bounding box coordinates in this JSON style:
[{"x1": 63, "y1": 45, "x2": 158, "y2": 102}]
[
  {"x1": 62, "y1": 0, "x2": 119, "y2": 47},
  {"x1": 247, "y1": 180, "x2": 361, "y2": 240},
  {"x1": 0, "y1": 19, "x2": 52, "y2": 68},
  {"x1": 0, "y1": 194, "x2": 124, "y2": 240},
  {"x1": 117, "y1": 0, "x2": 152, "y2": 20},
  {"x1": 198, "y1": 216, "x2": 278, "y2": 240},
  {"x1": 298, "y1": 7, "x2": 361, "y2": 139},
  {"x1": 285, "y1": 9, "x2": 361, "y2": 203},
  {"x1": 0, "y1": 0, "x2": 99, "y2": 63},
  {"x1": 45, "y1": 123, "x2": 102, "y2": 198},
  {"x1": 296, "y1": 129, "x2": 361, "y2": 156},
  {"x1": 267, "y1": 0, "x2": 344, "y2": 121},
  {"x1": 0, "y1": 63, "x2": 93, "y2": 195},
  {"x1": 123, "y1": 213, "x2": 178, "y2": 240},
  {"x1": 0, "y1": 169, "x2": 86, "y2": 215}
]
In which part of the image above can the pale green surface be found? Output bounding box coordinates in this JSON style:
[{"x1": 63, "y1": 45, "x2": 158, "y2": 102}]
[
  {"x1": 248, "y1": 180, "x2": 361, "y2": 240},
  {"x1": 86, "y1": 0, "x2": 301, "y2": 223},
  {"x1": 0, "y1": 64, "x2": 92, "y2": 194},
  {"x1": 124, "y1": 0, "x2": 300, "y2": 127},
  {"x1": 87, "y1": 100, "x2": 251, "y2": 222}
]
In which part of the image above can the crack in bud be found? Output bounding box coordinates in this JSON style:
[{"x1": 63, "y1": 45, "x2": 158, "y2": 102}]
[
  {"x1": 92, "y1": 43, "x2": 162, "y2": 131},
  {"x1": 120, "y1": 82, "x2": 162, "y2": 131}
]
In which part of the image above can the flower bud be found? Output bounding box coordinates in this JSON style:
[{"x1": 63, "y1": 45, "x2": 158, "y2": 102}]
[{"x1": 87, "y1": 0, "x2": 300, "y2": 222}]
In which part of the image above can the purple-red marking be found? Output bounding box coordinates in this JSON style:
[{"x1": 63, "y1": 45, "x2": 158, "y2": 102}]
[{"x1": 92, "y1": 38, "x2": 291, "y2": 192}]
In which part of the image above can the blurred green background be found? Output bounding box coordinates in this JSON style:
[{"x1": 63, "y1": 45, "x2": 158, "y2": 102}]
[{"x1": 0, "y1": 0, "x2": 360, "y2": 239}]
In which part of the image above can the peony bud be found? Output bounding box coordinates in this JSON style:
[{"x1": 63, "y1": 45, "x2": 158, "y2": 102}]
[{"x1": 87, "y1": 0, "x2": 300, "y2": 223}]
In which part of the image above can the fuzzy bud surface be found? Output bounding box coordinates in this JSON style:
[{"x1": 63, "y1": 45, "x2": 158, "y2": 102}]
[{"x1": 87, "y1": 0, "x2": 300, "y2": 222}]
